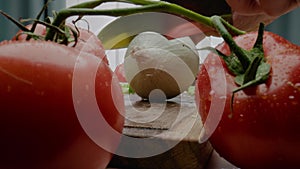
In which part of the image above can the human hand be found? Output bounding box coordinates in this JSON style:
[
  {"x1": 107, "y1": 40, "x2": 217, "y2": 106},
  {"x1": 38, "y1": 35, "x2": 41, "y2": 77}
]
[{"x1": 226, "y1": 0, "x2": 300, "y2": 31}]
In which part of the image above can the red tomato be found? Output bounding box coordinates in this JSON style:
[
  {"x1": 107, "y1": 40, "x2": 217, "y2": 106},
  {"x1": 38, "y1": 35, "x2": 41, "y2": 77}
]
[
  {"x1": 0, "y1": 40, "x2": 124, "y2": 169},
  {"x1": 68, "y1": 25, "x2": 109, "y2": 65},
  {"x1": 114, "y1": 63, "x2": 127, "y2": 83},
  {"x1": 196, "y1": 31, "x2": 300, "y2": 168},
  {"x1": 13, "y1": 24, "x2": 109, "y2": 64}
]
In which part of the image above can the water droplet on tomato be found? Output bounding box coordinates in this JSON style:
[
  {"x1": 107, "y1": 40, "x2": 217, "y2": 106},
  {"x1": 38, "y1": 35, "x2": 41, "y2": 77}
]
[
  {"x1": 209, "y1": 90, "x2": 215, "y2": 96},
  {"x1": 295, "y1": 83, "x2": 300, "y2": 92},
  {"x1": 289, "y1": 95, "x2": 295, "y2": 99},
  {"x1": 219, "y1": 95, "x2": 226, "y2": 99}
]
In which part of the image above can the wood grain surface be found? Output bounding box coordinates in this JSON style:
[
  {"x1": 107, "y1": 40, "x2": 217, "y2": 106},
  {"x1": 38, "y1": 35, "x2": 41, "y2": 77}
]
[{"x1": 108, "y1": 93, "x2": 213, "y2": 169}]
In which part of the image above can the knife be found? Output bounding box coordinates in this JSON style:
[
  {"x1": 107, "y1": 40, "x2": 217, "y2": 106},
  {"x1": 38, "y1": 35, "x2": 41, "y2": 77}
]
[{"x1": 97, "y1": 0, "x2": 231, "y2": 49}]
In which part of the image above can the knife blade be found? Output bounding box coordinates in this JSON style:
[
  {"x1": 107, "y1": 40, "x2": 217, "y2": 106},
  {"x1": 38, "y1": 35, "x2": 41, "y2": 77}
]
[{"x1": 97, "y1": 1, "x2": 231, "y2": 49}]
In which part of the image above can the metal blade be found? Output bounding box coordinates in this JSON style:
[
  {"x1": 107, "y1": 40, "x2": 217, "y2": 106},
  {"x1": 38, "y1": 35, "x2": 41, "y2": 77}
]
[{"x1": 97, "y1": 12, "x2": 223, "y2": 49}]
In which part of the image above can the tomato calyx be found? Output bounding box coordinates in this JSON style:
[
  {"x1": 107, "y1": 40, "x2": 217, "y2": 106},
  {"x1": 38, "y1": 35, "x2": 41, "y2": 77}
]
[
  {"x1": 212, "y1": 16, "x2": 270, "y2": 92},
  {"x1": 208, "y1": 16, "x2": 271, "y2": 111}
]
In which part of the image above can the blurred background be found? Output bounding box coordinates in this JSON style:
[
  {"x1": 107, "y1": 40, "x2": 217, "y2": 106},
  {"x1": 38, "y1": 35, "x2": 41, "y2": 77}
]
[
  {"x1": 0, "y1": 0, "x2": 65, "y2": 40},
  {"x1": 0, "y1": 0, "x2": 299, "y2": 69},
  {"x1": 266, "y1": 8, "x2": 300, "y2": 45}
]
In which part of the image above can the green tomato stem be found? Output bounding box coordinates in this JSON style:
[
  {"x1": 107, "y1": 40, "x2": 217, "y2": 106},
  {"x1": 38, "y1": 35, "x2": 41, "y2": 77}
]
[
  {"x1": 211, "y1": 16, "x2": 250, "y2": 70},
  {"x1": 45, "y1": 3, "x2": 164, "y2": 40},
  {"x1": 209, "y1": 16, "x2": 271, "y2": 113},
  {"x1": 45, "y1": 0, "x2": 245, "y2": 41}
]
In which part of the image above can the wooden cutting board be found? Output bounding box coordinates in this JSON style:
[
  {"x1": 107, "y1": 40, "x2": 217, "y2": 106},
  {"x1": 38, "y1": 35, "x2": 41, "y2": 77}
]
[{"x1": 108, "y1": 93, "x2": 213, "y2": 169}]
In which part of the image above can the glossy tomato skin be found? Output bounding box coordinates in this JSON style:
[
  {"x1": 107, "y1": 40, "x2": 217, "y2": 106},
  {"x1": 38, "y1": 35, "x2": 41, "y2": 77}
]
[
  {"x1": 69, "y1": 25, "x2": 109, "y2": 65},
  {"x1": 196, "y1": 31, "x2": 300, "y2": 169},
  {"x1": 0, "y1": 41, "x2": 124, "y2": 169}
]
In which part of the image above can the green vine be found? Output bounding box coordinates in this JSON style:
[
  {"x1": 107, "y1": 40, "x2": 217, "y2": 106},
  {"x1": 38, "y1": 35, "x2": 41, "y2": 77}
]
[
  {"x1": 44, "y1": 0, "x2": 246, "y2": 41},
  {"x1": 0, "y1": 0, "x2": 246, "y2": 45}
]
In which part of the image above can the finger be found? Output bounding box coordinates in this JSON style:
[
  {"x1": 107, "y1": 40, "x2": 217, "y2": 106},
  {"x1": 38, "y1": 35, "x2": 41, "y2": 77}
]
[
  {"x1": 226, "y1": 0, "x2": 263, "y2": 15},
  {"x1": 259, "y1": 0, "x2": 300, "y2": 16},
  {"x1": 232, "y1": 12, "x2": 276, "y2": 31}
]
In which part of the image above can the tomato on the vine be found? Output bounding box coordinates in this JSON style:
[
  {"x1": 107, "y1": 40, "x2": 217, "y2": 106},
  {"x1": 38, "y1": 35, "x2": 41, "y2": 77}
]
[
  {"x1": 13, "y1": 23, "x2": 109, "y2": 64},
  {"x1": 0, "y1": 40, "x2": 124, "y2": 169},
  {"x1": 68, "y1": 25, "x2": 109, "y2": 65},
  {"x1": 196, "y1": 24, "x2": 300, "y2": 168}
]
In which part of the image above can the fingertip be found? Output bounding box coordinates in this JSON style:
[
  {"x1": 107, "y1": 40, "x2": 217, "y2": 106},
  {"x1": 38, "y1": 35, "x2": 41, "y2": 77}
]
[{"x1": 226, "y1": 0, "x2": 262, "y2": 15}]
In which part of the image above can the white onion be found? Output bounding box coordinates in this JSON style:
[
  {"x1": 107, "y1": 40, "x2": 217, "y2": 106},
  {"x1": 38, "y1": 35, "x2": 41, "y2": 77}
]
[{"x1": 124, "y1": 32, "x2": 199, "y2": 100}]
